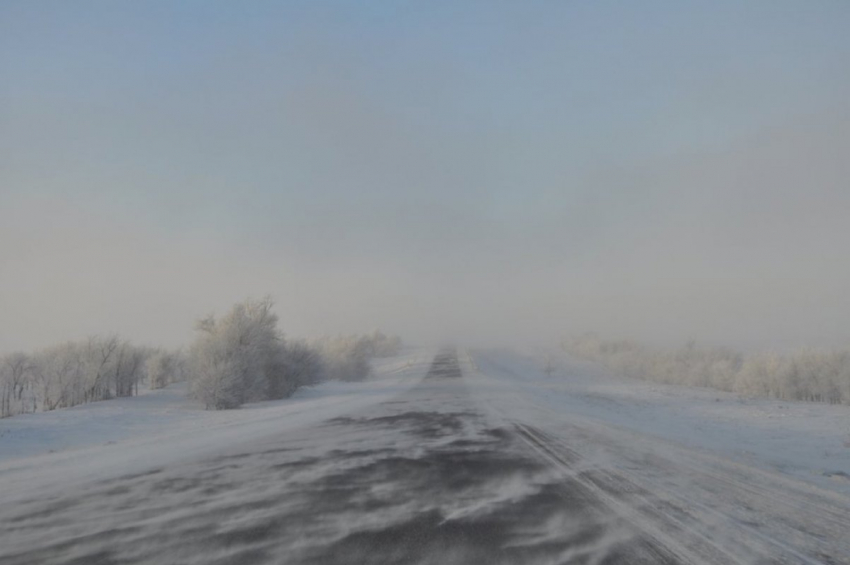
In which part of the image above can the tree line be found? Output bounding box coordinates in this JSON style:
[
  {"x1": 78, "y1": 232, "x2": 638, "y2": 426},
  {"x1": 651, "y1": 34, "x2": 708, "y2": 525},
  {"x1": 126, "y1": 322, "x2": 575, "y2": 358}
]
[
  {"x1": 0, "y1": 297, "x2": 402, "y2": 417},
  {"x1": 0, "y1": 336, "x2": 165, "y2": 418},
  {"x1": 563, "y1": 334, "x2": 850, "y2": 404}
]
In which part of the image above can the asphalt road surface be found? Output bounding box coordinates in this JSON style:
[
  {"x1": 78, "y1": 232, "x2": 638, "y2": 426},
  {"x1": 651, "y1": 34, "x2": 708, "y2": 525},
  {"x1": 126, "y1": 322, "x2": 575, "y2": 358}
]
[{"x1": 2, "y1": 350, "x2": 848, "y2": 564}]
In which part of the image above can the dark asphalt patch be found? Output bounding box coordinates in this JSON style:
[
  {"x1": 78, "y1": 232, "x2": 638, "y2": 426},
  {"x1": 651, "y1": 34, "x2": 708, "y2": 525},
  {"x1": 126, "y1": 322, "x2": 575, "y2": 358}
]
[{"x1": 425, "y1": 349, "x2": 462, "y2": 379}]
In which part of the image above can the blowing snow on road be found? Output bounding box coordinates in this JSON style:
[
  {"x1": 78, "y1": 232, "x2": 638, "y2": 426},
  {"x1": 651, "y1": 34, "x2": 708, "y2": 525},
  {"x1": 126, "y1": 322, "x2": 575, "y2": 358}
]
[{"x1": 2, "y1": 349, "x2": 848, "y2": 565}]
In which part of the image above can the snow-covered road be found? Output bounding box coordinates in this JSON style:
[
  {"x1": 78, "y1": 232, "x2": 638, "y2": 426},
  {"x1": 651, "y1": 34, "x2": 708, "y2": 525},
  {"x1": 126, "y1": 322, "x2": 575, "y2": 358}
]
[
  {"x1": 465, "y1": 349, "x2": 850, "y2": 564},
  {"x1": 1, "y1": 348, "x2": 848, "y2": 564}
]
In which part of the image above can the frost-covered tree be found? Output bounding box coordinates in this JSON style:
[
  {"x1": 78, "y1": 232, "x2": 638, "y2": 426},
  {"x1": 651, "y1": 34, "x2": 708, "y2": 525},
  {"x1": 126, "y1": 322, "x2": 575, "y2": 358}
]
[
  {"x1": 315, "y1": 334, "x2": 372, "y2": 382},
  {"x1": 365, "y1": 330, "x2": 403, "y2": 358},
  {"x1": 22, "y1": 337, "x2": 149, "y2": 411},
  {"x1": 112, "y1": 341, "x2": 148, "y2": 397},
  {"x1": 0, "y1": 297, "x2": 404, "y2": 417},
  {"x1": 147, "y1": 349, "x2": 180, "y2": 390},
  {"x1": 282, "y1": 340, "x2": 324, "y2": 390},
  {"x1": 81, "y1": 335, "x2": 120, "y2": 403},
  {"x1": 565, "y1": 334, "x2": 850, "y2": 405},
  {"x1": 0, "y1": 352, "x2": 31, "y2": 418},
  {"x1": 29, "y1": 342, "x2": 84, "y2": 411},
  {"x1": 188, "y1": 297, "x2": 285, "y2": 409},
  {"x1": 838, "y1": 358, "x2": 850, "y2": 405}
]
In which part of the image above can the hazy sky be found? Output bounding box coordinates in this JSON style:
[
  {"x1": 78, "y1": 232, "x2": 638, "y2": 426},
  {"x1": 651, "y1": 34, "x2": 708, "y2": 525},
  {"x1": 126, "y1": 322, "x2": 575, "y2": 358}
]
[{"x1": 2, "y1": 1, "x2": 849, "y2": 352}]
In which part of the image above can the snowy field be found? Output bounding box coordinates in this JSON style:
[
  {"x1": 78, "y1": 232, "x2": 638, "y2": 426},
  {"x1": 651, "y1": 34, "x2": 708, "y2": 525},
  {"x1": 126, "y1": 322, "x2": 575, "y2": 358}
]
[
  {"x1": 0, "y1": 348, "x2": 435, "y2": 503},
  {"x1": 466, "y1": 348, "x2": 850, "y2": 494}
]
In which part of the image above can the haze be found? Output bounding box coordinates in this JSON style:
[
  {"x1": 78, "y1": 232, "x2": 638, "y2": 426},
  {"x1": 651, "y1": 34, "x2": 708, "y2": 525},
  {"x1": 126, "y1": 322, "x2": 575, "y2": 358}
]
[{"x1": 2, "y1": 1, "x2": 849, "y2": 352}]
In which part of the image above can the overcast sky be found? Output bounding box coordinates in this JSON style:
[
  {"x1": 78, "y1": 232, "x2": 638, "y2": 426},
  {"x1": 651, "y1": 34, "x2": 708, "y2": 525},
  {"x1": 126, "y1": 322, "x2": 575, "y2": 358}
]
[{"x1": 2, "y1": 1, "x2": 849, "y2": 352}]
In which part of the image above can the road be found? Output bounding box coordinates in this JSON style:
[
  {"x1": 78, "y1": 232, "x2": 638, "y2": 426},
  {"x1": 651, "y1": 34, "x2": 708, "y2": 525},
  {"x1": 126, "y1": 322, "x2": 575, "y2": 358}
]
[{"x1": 1, "y1": 349, "x2": 848, "y2": 564}]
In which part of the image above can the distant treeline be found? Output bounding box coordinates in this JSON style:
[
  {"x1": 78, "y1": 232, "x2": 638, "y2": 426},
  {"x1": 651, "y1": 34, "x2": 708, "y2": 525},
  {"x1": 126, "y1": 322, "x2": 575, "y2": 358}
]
[
  {"x1": 564, "y1": 334, "x2": 850, "y2": 405},
  {"x1": 0, "y1": 297, "x2": 402, "y2": 417}
]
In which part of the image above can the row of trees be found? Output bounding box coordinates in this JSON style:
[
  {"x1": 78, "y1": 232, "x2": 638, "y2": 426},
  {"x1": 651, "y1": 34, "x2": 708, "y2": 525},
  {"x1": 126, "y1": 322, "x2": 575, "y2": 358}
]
[
  {"x1": 187, "y1": 297, "x2": 403, "y2": 409},
  {"x1": 0, "y1": 337, "x2": 185, "y2": 418},
  {"x1": 563, "y1": 334, "x2": 850, "y2": 404},
  {"x1": 0, "y1": 297, "x2": 403, "y2": 417}
]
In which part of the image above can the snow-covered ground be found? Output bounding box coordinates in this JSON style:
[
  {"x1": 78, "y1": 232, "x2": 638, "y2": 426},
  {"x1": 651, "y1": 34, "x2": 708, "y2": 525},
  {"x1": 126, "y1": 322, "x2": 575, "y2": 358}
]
[
  {"x1": 0, "y1": 348, "x2": 434, "y2": 502},
  {"x1": 3, "y1": 346, "x2": 850, "y2": 564},
  {"x1": 464, "y1": 348, "x2": 850, "y2": 495}
]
